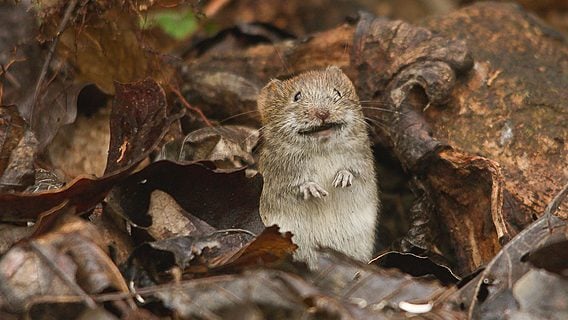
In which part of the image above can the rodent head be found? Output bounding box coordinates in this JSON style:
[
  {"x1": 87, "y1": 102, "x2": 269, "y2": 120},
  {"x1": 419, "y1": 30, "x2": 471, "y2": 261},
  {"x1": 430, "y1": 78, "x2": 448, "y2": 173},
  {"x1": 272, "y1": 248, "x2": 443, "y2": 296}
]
[{"x1": 257, "y1": 66, "x2": 365, "y2": 146}]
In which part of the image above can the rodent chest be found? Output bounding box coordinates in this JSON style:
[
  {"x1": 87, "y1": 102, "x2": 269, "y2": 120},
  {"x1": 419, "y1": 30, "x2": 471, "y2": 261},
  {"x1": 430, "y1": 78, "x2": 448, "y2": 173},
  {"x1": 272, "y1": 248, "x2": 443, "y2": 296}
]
[{"x1": 269, "y1": 152, "x2": 361, "y2": 192}]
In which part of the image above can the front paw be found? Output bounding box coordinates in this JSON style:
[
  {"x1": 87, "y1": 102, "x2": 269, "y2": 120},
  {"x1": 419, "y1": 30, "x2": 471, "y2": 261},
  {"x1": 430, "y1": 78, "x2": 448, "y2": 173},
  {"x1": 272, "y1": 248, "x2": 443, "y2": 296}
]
[
  {"x1": 333, "y1": 169, "x2": 353, "y2": 188},
  {"x1": 299, "y1": 181, "x2": 328, "y2": 200}
]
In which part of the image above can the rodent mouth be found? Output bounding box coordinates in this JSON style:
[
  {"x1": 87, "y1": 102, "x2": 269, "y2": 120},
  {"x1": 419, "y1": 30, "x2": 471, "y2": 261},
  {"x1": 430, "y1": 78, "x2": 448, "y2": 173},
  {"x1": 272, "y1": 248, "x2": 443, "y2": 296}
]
[{"x1": 298, "y1": 122, "x2": 343, "y2": 137}]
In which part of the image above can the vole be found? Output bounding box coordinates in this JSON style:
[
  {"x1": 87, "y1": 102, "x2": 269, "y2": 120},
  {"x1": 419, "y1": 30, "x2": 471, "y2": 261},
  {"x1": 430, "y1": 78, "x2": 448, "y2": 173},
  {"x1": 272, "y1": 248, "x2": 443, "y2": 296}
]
[{"x1": 257, "y1": 66, "x2": 379, "y2": 268}]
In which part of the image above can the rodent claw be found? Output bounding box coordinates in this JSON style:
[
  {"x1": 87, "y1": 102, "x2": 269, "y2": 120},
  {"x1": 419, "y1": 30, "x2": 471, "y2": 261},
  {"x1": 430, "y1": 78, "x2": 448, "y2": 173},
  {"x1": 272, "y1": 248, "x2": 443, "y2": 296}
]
[
  {"x1": 300, "y1": 181, "x2": 328, "y2": 200},
  {"x1": 334, "y1": 170, "x2": 353, "y2": 188}
]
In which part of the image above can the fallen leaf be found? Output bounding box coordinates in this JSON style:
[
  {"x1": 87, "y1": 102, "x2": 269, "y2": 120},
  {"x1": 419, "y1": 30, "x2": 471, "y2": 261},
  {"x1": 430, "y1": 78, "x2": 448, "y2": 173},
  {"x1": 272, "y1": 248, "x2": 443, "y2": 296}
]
[
  {"x1": 0, "y1": 105, "x2": 26, "y2": 177},
  {"x1": 0, "y1": 78, "x2": 178, "y2": 222},
  {"x1": 157, "y1": 125, "x2": 259, "y2": 170},
  {"x1": 371, "y1": 251, "x2": 460, "y2": 286},
  {"x1": 511, "y1": 269, "x2": 568, "y2": 320},
  {"x1": 0, "y1": 170, "x2": 132, "y2": 222},
  {"x1": 152, "y1": 269, "x2": 374, "y2": 319},
  {"x1": 126, "y1": 229, "x2": 254, "y2": 283},
  {"x1": 149, "y1": 250, "x2": 465, "y2": 319},
  {"x1": 524, "y1": 230, "x2": 568, "y2": 275},
  {"x1": 449, "y1": 214, "x2": 567, "y2": 319},
  {"x1": 43, "y1": 3, "x2": 175, "y2": 95},
  {"x1": 0, "y1": 1, "x2": 83, "y2": 151},
  {"x1": 105, "y1": 78, "x2": 169, "y2": 174},
  {"x1": 0, "y1": 223, "x2": 33, "y2": 256},
  {"x1": 24, "y1": 168, "x2": 64, "y2": 193},
  {"x1": 0, "y1": 130, "x2": 38, "y2": 192},
  {"x1": 185, "y1": 22, "x2": 295, "y2": 60},
  {"x1": 107, "y1": 160, "x2": 264, "y2": 233},
  {"x1": 311, "y1": 250, "x2": 462, "y2": 319},
  {"x1": 146, "y1": 190, "x2": 216, "y2": 240},
  {"x1": 88, "y1": 204, "x2": 134, "y2": 267},
  {"x1": 212, "y1": 225, "x2": 297, "y2": 270},
  {"x1": 0, "y1": 214, "x2": 129, "y2": 313},
  {"x1": 126, "y1": 226, "x2": 295, "y2": 285},
  {"x1": 46, "y1": 104, "x2": 111, "y2": 178}
]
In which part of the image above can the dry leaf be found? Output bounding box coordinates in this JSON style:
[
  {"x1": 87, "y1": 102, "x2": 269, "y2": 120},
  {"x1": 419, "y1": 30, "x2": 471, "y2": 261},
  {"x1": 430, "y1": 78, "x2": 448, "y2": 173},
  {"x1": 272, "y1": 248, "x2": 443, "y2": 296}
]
[
  {"x1": 147, "y1": 190, "x2": 215, "y2": 240},
  {"x1": 0, "y1": 213, "x2": 129, "y2": 313}
]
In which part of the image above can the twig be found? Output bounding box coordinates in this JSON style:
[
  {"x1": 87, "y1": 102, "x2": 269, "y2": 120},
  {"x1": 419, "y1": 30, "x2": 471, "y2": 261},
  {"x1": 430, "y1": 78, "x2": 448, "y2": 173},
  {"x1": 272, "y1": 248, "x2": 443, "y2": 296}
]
[
  {"x1": 29, "y1": 0, "x2": 79, "y2": 127},
  {"x1": 29, "y1": 240, "x2": 97, "y2": 309},
  {"x1": 169, "y1": 85, "x2": 214, "y2": 127},
  {"x1": 211, "y1": 228, "x2": 257, "y2": 237},
  {"x1": 545, "y1": 182, "x2": 568, "y2": 231},
  {"x1": 1, "y1": 61, "x2": 22, "y2": 88},
  {"x1": 203, "y1": 0, "x2": 231, "y2": 18},
  {"x1": 1, "y1": 48, "x2": 28, "y2": 103}
]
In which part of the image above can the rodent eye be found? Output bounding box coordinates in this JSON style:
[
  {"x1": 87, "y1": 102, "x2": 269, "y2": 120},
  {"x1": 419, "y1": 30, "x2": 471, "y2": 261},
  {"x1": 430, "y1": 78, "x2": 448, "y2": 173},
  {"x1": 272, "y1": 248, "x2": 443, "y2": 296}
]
[
  {"x1": 333, "y1": 88, "x2": 342, "y2": 102},
  {"x1": 293, "y1": 91, "x2": 302, "y2": 102}
]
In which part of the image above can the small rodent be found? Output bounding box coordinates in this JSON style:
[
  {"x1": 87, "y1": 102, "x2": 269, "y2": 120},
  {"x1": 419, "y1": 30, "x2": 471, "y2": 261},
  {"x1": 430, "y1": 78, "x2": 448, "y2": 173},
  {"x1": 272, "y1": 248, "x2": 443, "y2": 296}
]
[{"x1": 257, "y1": 66, "x2": 379, "y2": 268}]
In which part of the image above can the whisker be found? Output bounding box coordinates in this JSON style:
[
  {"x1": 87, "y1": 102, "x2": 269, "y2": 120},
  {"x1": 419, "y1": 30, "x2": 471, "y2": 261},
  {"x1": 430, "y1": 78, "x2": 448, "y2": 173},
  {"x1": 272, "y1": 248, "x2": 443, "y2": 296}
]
[
  {"x1": 353, "y1": 98, "x2": 407, "y2": 114},
  {"x1": 235, "y1": 124, "x2": 263, "y2": 146},
  {"x1": 360, "y1": 106, "x2": 403, "y2": 115},
  {"x1": 361, "y1": 99, "x2": 421, "y2": 111},
  {"x1": 353, "y1": 118, "x2": 374, "y2": 131},
  {"x1": 363, "y1": 116, "x2": 392, "y2": 133},
  {"x1": 358, "y1": 100, "x2": 393, "y2": 106},
  {"x1": 352, "y1": 116, "x2": 376, "y2": 130},
  {"x1": 219, "y1": 110, "x2": 261, "y2": 124},
  {"x1": 272, "y1": 45, "x2": 291, "y2": 75},
  {"x1": 361, "y1": 118, "x2": 392, "y2": 136}
]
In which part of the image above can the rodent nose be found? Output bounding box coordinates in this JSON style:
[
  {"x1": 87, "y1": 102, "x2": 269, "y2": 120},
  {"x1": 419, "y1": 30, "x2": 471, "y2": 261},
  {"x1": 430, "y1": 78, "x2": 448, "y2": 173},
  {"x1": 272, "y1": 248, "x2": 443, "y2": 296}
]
[{"x1": 314, "y1": 109, "x2": 330, "y2": 121}]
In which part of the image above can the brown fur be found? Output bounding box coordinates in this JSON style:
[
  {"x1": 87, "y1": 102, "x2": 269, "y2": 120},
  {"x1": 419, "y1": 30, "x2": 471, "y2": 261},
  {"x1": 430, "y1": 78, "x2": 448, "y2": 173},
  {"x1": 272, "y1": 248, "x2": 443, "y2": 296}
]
[{"x1": 257, "y1": 66, "x2": 379, "y2": 268}]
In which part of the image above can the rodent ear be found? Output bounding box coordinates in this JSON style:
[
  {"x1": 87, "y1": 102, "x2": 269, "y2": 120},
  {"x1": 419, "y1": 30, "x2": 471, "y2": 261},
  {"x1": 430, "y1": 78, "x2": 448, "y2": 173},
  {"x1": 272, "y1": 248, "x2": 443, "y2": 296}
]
[
  {"x1": 326, "y1": 65, "x2": 344, "y2": 74},
  {"x1": 326, "y1": 65, "x2": 354, "y2": 90},
  {"x1": 257, "y1": 79, "x2": 282, "y2": 121},
  {"x1": 264, "y1": 79, "x2": 282, "y2": 89}
]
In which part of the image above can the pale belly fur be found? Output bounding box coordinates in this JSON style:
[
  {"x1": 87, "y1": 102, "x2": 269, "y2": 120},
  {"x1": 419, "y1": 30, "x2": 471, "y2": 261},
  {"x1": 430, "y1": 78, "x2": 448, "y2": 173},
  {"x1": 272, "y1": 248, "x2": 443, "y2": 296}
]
[{"x1": 260, "y1": 151, "x2": 378, "y2": 268}]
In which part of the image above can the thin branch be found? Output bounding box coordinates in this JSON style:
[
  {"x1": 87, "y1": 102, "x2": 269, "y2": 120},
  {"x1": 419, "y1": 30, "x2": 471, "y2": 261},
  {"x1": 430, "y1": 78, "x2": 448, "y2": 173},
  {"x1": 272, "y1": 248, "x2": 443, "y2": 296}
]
[
  {"x1": 29, "y1": 240, "x2": 97, "y2": 309},
  {"x1": 545, "y1": 182, "x2": 568, "y2": 231},
  {"x1": 204, "y1": 0, "x2": 231, "y2": 18},
  {"x1": 29, "y1": 0, "x2": 79, "y2": 127},
  {"x1": 169, "y1": 85, "x2": 214, "y2": 127}
]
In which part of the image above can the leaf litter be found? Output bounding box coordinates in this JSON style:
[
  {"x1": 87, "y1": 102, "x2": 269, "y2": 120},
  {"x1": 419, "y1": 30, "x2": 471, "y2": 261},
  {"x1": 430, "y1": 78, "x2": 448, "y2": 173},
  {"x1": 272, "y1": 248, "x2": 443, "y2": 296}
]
[{"x1": 0, "y1": 0, "x2": 566, "y2": 319}]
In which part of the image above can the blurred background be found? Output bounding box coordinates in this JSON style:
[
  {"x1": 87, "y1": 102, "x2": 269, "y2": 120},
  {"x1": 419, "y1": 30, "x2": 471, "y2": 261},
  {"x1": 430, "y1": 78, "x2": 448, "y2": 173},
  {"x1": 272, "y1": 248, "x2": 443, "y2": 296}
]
[{"x1": 145, "y1": 0, "x2": 567, "y2": 42}]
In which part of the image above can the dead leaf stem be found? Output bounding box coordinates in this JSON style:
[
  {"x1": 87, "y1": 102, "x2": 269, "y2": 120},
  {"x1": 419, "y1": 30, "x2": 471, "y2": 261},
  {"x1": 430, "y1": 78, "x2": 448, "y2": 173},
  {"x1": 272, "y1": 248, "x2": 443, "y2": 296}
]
[
  {"x1": 29, "y1": 0, "x2": 79, "y2": 127},
  {"x1": 170, "y1": 85, "x2": 214, "y2": 127},
  {"x1": 29, "y1": 240, "x2": 97, "y2": 309},
  {"x1": 545, "y1": 181, "x2": 568, "y2": 231}
]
